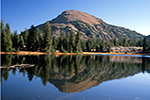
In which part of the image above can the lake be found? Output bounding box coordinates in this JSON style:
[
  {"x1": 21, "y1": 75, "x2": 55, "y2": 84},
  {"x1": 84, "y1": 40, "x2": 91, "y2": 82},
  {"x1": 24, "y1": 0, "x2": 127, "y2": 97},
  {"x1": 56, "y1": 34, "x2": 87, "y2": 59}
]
[{"x1": 1, "y1": 54, "x2": 150, "y2": 100}]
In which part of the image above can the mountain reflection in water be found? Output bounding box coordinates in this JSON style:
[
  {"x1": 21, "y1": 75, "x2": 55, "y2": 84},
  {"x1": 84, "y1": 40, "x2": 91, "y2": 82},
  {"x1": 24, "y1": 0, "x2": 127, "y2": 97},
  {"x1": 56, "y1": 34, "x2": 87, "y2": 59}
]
[{"x1": 1, "y1": 54, "x2": 150, "y2": 93}]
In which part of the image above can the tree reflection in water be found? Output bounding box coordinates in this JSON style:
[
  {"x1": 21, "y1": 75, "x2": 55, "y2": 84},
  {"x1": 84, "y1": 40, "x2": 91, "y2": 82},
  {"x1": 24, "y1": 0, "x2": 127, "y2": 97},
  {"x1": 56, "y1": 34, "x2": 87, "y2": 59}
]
[{"x1": 1, "y1": 54, "x2": 150, "y2": 92}]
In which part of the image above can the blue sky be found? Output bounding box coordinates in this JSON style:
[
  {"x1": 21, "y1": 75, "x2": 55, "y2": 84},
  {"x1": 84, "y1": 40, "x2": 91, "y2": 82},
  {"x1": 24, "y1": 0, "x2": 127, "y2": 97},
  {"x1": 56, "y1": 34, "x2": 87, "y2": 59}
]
[{"x1": 1, "y1": 0, "x2": 150, "y2": 36}]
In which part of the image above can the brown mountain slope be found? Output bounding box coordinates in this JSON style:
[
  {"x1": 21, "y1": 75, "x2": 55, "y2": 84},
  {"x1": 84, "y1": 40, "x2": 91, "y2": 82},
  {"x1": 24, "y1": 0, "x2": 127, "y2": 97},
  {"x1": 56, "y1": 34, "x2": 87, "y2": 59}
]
[{"x1": 37, "y1": 10, "x2": 144, "y2": 40}]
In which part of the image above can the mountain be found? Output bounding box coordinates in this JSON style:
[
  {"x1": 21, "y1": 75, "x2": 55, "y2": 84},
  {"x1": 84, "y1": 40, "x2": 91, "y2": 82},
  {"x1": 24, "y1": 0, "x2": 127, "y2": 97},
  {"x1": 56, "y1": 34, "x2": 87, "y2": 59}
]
[{"x1": 37, "y1": 10, "x2": 144, "y2": 40}]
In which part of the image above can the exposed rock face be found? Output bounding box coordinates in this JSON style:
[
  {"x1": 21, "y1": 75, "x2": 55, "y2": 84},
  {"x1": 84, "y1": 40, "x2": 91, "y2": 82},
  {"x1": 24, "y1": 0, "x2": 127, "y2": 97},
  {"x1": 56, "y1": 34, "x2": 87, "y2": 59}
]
[{"x1": 37, "y1": 10, "x2": 144, "y2": 40}]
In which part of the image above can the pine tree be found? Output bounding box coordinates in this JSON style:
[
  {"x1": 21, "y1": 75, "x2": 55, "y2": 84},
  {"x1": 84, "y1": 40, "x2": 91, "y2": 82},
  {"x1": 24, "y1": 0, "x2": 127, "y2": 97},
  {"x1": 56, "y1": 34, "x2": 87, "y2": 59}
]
[
  {"x1": 96, "y1": 44, "x2": 100, "y2": 51},
  {"x1": 39, "y1": 35, "x2": 44, "y2": 51},
  {"x1": 100, "y1": 40, "x2": 105, "y2": 52},
  {"x1": 19, "y1": 35, "x2": 24, "y2": 49},
  {"x1": 113, "y1": 37, "x2": 117, "y2": 46},
  {"x1": 1, "y1": 20, "x2": 5, "y2": 51},
  {"x1": 43, "y1": 21, "x2": 52, "y2": 52},
  {"x1": 52, "y1": 36, "x2": 57, "y2": 50},
  {"x1": 75, "y1": 32, "x2": 81, "y2": 52},
  {"x1": 81, "y1": 40, "x2": 86, "y2": 51},
  {"x1": 66, "y1": 32, "x2": 70, "y2": 52},
  {"x1": 12, "y1": 30, "x2": 19, "y2": 50},
  {"x1": 27, "y1": 25, "x2": 37, "y2": 51},
  {"x1": 35, "y1": 27, "x2": 41, "y2": 51},
  {"x1": 70, "y1": 30, "x2": 75, "y2": 52},
  {"x1": 23, "y1": 28, "x2": 29, "y2": 46},
  {"x1": 56, "y1": 37, "x2": 61, "y2": 50},
  {"x1": 4, "y1": 23, "x2": 12, "y2": 51},
  {"x1": 86, "y1": 38, "x2": 94, "y2": 52},
  {"x1": 123, "y1": 38, "x2": 127, "y2": 47},
  {"x1": 0, "y1": 20, "x2": 4, "y2": 35},
  {"x1": 142, "y1": 36, "x2": 148, "y2": 53},
  {"x1": 63, "y1": 37, "x2": 67, "y2": 51},
  {"x1": 60, "y1": 31, "x2": 65, "y2": 51}
]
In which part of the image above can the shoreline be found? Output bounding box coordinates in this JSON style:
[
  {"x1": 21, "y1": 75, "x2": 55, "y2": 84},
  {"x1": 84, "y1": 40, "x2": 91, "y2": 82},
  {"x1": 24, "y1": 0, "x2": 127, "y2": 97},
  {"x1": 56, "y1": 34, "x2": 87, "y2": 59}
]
[
  {"x1": 0, "y1": 51, "x2": 150, "y2": 56},
  {"x1": 0, "y1": 51, "x2": 47, "y2": 55}
]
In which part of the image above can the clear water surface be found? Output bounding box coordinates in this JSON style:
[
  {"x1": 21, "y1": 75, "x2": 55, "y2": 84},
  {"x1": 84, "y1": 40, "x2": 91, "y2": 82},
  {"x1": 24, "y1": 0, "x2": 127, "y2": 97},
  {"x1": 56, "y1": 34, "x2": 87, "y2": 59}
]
[{"x1": 1, "y1": 54, "x2": 150, "y2": 100}]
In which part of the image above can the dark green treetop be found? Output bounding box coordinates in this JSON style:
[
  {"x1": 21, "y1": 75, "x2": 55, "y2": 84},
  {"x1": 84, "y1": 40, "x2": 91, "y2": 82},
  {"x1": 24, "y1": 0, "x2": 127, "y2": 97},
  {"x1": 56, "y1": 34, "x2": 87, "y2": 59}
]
[
  {"x1": 43, "y1": 21, "x2": 52, "y2": 52},
  {"x1": 75, "y1": 32, "x2": 81, "y2": 52},
  {"x1": 4, "y1": 23, "x2": 12, "y2": 51},
  {"x1": 27, "y1": 25, "x2": 37, "y2": 51}
]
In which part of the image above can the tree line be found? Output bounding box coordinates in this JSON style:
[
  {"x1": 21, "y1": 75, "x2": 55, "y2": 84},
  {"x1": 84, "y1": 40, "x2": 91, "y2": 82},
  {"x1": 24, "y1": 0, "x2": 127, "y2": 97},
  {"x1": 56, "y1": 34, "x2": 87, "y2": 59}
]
[{"x1": 1, "y1": 20, "x2": 150, "y2": 53}]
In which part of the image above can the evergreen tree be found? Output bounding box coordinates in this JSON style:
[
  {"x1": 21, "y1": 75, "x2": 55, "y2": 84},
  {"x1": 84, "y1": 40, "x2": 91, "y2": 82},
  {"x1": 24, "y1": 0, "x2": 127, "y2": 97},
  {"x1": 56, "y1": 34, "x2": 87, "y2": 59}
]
[
  {"x1": 136, "y1": 39, "x2": 142, "y2": 47},
  {"x1": 1, "y1": 20, "x2": 5, "y2": 51},
  {"x1": 66, "y1": 32, "x2": 70, "y2": 52},
  {"x1": 12, "y1": 30, "x2": 20, "y2": 50},
  {"x1": 81, "y1": 40, "x2": 86, "y2": 51},
  {"x1": 123, "y1": 38, "x2": 127, "y2": 47},
  {"x1": 4, "y1": 23, "x2": 12, "y2": 51},
  {"x1": 127, "y1": 39, "x2": 131, "y2": 46},
  {"x1": 113, "y1": 37, "x2": 117, "y2": 46},
  {"x1": 100, "y1": 40, "x2": 105, "y2": 52},
  {"x1": 95, "y1": 38, "x2": 101, "y2": 51},
  {"x1": 107, "y1": 45, "x2": 111, "y2": 52},
  {"x1": 63, "y1": 37, "x2": 67, "y2": 51},
  {"x1": 96, "y1": 44, "x2": 100, "y2": 51},
  {"x1": 19, "y1": 35, "x2": 24, "y2": 49},
  {"x1": 0, "y1": 20, "x2": 4, "y2": 35},
  {"x1": 118, "y1": 39, "x2": 123, "y2": 46},
  {"x1": 86, "y1": 38, "x2": 93, "y2": 52},
  {"x1": 35, "y1": 27, "x2": 41, "y2": 50},
  {"x1": 69, "y1": 30, "x2": 75, "y2": 52},
  {"x1": 39, "y1": 34, "x2": 44, "y2": 51},
  {"x1": 60, "y1": 31, "x2": 65, "y2": 51},
  {"x1": 75, "y1": 32, "x2": 81, "y2": 52},
  {"x1": 56, "y1": 37, "x2": 61, "y2": 50},
  {"x1": 131, "y1": 39, "x2": 136, "y2": 46},
  {"x1": 142, "y1": 36, "x2": 148, "y2": 53},
  {"x1": 23, "y1": 28, "x2": 29, "y2": 46},
  {"x1": 52, "y1": 36, "x2": 57, "y2": 50},
  {"x1": 27, "y1": 25, "x2": 37, "y2": 51},
  {"x1": 43, "y1": 21, "x2": 52, "y2": 52}
]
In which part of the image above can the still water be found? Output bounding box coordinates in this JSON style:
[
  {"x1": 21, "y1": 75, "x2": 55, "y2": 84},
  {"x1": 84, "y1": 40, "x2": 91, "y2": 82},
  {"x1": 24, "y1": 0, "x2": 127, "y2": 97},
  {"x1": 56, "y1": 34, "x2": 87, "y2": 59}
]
[{"x1": 1, "y1": 54, "x2": 150, "y2": 100}]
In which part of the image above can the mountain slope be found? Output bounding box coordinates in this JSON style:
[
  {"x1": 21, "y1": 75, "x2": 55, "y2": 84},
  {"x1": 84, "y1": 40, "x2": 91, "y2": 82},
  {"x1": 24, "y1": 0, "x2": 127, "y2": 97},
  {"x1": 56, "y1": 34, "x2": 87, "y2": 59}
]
[{"x1": 37, "y1": 10, "x2": 144, "y2": 40}]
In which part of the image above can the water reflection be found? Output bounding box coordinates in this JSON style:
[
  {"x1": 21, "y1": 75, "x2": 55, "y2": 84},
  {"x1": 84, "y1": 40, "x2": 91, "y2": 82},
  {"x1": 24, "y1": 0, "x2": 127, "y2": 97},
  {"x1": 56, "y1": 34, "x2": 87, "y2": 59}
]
[{"x1": 1, "y1": 54, "x2": 150, "y2": 93}]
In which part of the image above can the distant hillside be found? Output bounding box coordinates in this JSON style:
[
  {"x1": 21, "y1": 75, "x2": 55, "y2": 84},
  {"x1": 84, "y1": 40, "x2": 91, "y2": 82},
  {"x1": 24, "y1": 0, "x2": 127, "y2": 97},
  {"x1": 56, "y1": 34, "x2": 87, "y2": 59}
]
[{"x1": 37, "y1": 10, "x2": 144, "y2": 40}]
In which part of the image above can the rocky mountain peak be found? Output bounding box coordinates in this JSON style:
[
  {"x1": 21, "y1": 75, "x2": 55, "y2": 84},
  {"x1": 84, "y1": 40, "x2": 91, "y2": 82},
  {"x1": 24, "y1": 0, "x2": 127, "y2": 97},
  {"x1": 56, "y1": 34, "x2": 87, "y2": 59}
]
[
  {"x1": 51, "y1": 10, "x2": 103, "y2": 26},
  {"x1": 37, "y1": 10, "x2": 144, "y2": 40}
]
